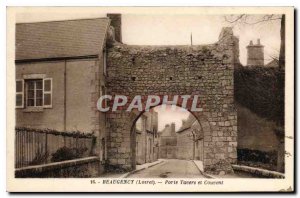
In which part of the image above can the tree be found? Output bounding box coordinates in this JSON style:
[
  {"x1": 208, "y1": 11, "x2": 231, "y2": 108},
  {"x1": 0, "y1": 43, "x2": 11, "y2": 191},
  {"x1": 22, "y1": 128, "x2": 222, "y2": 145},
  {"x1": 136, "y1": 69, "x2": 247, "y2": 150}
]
[
  {"x1": 224, "y1": 14, "x2": 285, "y2": 70},
  {"x1": 226, "y1": 14, "x2": 286, "y2": 172}
]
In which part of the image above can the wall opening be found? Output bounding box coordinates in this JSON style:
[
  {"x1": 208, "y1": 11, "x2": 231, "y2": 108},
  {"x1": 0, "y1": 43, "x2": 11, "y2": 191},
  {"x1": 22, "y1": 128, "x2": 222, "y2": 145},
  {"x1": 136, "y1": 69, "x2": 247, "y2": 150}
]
[{"x1": 130, "y1": 104, "x2": 204, "y2": 170}]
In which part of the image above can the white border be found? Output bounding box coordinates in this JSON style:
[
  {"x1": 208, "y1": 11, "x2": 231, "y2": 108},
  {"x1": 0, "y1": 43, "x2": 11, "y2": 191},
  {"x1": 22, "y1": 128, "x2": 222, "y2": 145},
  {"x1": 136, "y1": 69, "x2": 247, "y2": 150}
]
[{"x1": 1, "y1": 1, "x2": 298, "y2": 196}]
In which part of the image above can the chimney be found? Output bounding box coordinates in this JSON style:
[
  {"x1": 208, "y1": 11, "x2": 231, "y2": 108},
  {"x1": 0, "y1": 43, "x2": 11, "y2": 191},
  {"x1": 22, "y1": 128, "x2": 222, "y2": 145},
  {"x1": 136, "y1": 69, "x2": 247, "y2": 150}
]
[
  {"x1": 246, "y1": 39, "x2": 264, "y2": 66},
  {"x1": 107, "y1": 14, "x2": 122, "y2": 43}
]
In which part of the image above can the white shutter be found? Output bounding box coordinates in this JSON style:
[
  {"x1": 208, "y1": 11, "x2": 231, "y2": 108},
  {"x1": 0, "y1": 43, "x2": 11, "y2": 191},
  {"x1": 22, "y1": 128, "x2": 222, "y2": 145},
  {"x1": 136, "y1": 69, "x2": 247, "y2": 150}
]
[
  {"x1": 43, "y1": 78, "x2": 52, "y2": 108},
  {"x1": 16, "y1": 79, "x2": 24, "y2": 108}
]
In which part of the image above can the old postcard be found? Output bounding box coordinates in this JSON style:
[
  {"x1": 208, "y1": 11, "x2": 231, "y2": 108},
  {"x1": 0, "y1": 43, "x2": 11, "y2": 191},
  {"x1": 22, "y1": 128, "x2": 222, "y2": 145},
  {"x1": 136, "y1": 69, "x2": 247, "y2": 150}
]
[{"x1": 6, "y1": 7, "x2": 294, "y2": 192}]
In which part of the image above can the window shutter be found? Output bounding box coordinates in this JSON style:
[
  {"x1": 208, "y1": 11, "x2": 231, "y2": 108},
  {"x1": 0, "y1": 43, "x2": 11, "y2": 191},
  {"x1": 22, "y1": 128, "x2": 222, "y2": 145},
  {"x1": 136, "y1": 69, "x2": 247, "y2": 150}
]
[
  {"x1": 43, "y1": 78, "x2": 52, "y2": 108},
  {"x1": 16, "y1": 79, "x2": 24, "y2": 108}
]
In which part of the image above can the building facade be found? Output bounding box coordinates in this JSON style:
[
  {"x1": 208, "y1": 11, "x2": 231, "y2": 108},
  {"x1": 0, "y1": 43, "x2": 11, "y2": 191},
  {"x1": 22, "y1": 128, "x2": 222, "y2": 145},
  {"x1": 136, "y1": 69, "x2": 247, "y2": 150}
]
[
  {"x1": 135, "y1": 110, "x2": 158, "y2": 165},
  {"x1": 158, "y1": 123, "x2": 177, "y2": 159},
  {"x1": 157, "y1": 114, "x2": 204, "y2": 161},
  {"x1": 15, "y1": 18, "x2": 110, "y2": 171},
  {"x1": 177, "y1": 114, "x2": 204, "y2": 161}
]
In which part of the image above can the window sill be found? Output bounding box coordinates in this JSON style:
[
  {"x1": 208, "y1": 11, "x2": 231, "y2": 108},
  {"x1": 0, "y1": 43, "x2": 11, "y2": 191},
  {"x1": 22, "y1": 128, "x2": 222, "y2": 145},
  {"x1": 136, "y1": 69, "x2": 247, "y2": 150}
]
[{"x1": 23, "y1": 107, "x2": 44, "y2": 113}]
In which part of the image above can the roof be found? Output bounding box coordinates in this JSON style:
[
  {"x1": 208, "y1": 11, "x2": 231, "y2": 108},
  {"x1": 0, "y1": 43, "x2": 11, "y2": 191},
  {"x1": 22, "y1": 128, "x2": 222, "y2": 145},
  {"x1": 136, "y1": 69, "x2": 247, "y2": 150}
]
[
  {"x1": 16, "y1": 18, "x2": 110, "y2": 61},
  {"x1": 177, "y1": 114, "x2": 197, "y2": 133},
  {"x1": 265, "y1": 59, "x2": 279, "y2": 68}
]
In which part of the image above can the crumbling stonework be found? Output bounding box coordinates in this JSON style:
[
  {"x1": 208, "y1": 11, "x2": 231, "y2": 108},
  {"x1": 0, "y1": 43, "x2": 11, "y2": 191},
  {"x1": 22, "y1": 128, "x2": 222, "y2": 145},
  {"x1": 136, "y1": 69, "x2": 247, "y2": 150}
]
[{"x1": 105, "y1": 27, "x2": 239, "y2": 173}]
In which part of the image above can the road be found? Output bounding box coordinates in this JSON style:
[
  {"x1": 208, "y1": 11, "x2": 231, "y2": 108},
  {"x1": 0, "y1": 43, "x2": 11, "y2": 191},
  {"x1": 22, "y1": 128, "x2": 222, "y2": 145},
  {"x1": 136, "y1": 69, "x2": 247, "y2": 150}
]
[{"x1": 127, "y1": 159, "x2": 206, "y2": 178}]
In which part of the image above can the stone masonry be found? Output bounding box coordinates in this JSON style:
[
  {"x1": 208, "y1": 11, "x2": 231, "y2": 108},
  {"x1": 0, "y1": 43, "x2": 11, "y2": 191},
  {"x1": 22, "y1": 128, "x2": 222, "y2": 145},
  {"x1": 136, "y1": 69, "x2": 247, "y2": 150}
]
[{"x1": 105, "y1": 27, "x2": 239, "y2": 173}]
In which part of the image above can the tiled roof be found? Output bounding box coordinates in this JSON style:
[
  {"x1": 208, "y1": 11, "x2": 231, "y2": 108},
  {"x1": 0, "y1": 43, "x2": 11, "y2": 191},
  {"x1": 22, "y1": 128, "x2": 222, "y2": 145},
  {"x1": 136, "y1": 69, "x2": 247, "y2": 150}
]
[{"x1": 16, "y1": 18, "x2": 110, "y2": 60}]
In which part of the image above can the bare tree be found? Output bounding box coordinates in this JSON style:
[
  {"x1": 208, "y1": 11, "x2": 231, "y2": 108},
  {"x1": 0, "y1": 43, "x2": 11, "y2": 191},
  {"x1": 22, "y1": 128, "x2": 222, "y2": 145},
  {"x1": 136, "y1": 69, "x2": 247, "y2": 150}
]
[
  {"x1": 225, "y1": 14, "x2": 285, "y2": 70},
  {"x1": 227, "y1": 14, "x2": 286, "y2": 172}
]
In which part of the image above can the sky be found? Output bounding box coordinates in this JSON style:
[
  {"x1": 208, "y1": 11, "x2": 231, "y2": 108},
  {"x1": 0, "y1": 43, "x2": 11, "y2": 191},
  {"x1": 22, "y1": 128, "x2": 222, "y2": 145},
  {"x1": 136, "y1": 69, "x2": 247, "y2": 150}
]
[
  {"x1": 15, "y1": 10, "x2": 281, "y2": 65},
  {"x1": 14, "y1": 9, "x2": 282, "y2": 130},
  {"x1": 153, "y1": 105, "x2": 190, "y2": 131}
]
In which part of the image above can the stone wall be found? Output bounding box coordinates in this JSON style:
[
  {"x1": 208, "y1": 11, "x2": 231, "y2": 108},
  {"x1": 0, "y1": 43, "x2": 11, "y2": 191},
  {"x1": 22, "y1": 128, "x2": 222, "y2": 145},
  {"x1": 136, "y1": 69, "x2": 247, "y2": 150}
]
[
  {"x1": 15, "y1": 156, "x2": 101, "y2": 178},
  {"x1": 105, "y1": 27, "x2": 239, "y2": 173}
]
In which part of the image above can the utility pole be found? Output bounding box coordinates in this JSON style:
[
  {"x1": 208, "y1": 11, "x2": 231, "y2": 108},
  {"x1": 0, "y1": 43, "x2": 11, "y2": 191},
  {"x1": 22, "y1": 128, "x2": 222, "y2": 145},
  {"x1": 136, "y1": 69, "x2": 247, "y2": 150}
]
[{"x1": 190, "y1": 32, "x2": 193, "y2": 46}]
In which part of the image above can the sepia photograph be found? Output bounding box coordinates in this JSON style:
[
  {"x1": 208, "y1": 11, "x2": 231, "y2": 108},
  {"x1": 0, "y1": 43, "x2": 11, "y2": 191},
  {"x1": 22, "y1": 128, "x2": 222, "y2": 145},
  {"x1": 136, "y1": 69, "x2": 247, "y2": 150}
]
[{"x1": 6, "y1": 6, "x2": 294, "y2": 192}]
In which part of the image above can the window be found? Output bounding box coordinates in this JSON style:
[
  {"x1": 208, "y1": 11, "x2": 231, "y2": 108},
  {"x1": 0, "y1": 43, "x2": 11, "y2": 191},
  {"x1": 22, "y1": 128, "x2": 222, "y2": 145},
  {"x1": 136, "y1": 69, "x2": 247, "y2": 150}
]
[
  {"x1": 16, "y1": 78, "x2": 52, "y2": 108},
  {"x1": 16, "y1": 79, "x2": 24, "y2": 108},
  {"x1": 26, "y1": 80, "x2": 43, "y2": 107}
]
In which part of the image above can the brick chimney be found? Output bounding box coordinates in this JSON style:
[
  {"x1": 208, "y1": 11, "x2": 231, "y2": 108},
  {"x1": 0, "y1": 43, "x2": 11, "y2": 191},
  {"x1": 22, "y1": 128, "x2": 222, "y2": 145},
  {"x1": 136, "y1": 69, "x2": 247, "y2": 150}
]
[
  {"x1": 107, "y1": 14, "x2": 122, "y2": 43},
  {"x1": 246, "y1": 39, "x2": 264, "y2": 66}
]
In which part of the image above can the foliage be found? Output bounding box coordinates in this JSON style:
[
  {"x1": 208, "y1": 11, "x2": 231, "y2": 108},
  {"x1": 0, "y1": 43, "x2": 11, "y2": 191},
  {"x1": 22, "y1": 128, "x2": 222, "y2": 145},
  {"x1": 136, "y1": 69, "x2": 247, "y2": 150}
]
[
  {"x1": 234, "y1": 65, "x2": 285, "y2": 126},
  {"x1": 15, "y1": 127, "x2": 95, "y2": 138},
  {"x1": 51, "y1": 146, "x2": 88, "y2": 162},
  {"x1": 237, "y1": 148, "x2": 278, "y2": 171}
]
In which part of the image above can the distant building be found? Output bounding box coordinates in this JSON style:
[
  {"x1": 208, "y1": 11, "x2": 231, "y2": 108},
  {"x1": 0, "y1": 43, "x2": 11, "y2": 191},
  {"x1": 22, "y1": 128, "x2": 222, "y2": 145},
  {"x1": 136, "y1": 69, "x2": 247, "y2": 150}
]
[
  {"x1": 158, "y1": 123, "x2": 177, "y2": 159},
  {"x1": 135, "y1": 110, "x2": 158, "y2": 165},
  {"x1": 157, "y1": 115, "x2": 204, "y2": 161},
  {"x1": 177, "y1": 114, "x2": 204, "y2": 161},
  {"x1": 246, "y1": 39, "x2": 264, "y2": 66}
]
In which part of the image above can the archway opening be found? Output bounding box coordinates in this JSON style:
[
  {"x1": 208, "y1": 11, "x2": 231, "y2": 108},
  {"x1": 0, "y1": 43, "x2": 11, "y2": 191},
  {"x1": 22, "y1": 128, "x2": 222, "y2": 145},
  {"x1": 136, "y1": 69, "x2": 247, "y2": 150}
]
[{"x1": 130, "y1": 104, "x2": 205, "y2": 173}]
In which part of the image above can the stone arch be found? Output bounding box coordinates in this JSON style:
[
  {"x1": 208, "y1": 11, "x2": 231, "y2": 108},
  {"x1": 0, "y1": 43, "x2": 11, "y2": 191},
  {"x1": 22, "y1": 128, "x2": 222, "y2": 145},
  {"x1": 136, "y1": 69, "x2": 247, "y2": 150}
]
[
  {"x1": 127, "y1": 103, "x2": 212, "y2": 171},
  {"x1": 105, "y1": 27, "x2": 238, "y2": 173}
]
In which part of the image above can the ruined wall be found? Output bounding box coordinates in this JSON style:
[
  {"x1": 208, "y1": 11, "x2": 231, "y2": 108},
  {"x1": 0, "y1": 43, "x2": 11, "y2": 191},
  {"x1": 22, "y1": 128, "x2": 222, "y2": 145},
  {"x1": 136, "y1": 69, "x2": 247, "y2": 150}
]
[{"x1": 106, "y1": 27, "x2": 239, "y2": 172}]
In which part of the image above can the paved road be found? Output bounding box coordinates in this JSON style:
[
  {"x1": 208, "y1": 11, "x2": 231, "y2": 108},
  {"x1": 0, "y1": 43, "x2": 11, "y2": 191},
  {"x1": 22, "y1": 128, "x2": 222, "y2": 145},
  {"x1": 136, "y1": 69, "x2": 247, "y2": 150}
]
[{"x1": 128, "y1": 159, "x2": 205, "y2": 178}]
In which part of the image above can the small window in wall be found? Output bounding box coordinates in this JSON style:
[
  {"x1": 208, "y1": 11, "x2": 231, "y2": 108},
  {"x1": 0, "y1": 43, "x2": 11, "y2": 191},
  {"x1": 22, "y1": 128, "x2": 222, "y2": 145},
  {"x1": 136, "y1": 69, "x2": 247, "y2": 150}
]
[
  {"x1": 16, "y1": 79, "x2": 24, "y2": 108},
  {"x1": 26, "y1": 80, "x2": 43, "y2": 107},
  {"x1": 17, "y1": 78, "x2": 52, "y2": 108}
]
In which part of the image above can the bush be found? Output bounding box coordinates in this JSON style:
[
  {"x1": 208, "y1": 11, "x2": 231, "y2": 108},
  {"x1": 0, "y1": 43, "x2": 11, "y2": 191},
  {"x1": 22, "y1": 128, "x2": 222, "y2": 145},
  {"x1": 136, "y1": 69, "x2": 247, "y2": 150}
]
[
  {"x1": 51, "y1": 146, "x2": 88, "y2": 162},
  {"x1": 237, "y1": 148, "x2": 277, "y2": 166},
  {"x1": 234, "y1": 65, "x2": 284, "y2": 126}
]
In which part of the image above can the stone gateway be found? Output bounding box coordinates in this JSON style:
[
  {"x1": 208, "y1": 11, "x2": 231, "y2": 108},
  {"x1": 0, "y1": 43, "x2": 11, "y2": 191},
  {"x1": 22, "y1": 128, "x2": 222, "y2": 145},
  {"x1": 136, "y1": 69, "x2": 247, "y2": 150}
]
[{"x1": 105, "y1": 22, "x2": 239, "y2": 173}]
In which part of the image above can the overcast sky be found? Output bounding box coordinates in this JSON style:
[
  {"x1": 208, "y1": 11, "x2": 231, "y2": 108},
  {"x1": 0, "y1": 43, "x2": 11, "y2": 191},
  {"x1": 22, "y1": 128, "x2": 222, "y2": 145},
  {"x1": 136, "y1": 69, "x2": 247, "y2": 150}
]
[
  {"x1": 16, "y1": 11, "x2": 281, "y2": 65},
  {"x1": 15, "y1": 9, "x2": 281, "y2": 131},
  {"x1": 153, "y1": 105, "x2": 190, "y2": 131}
]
